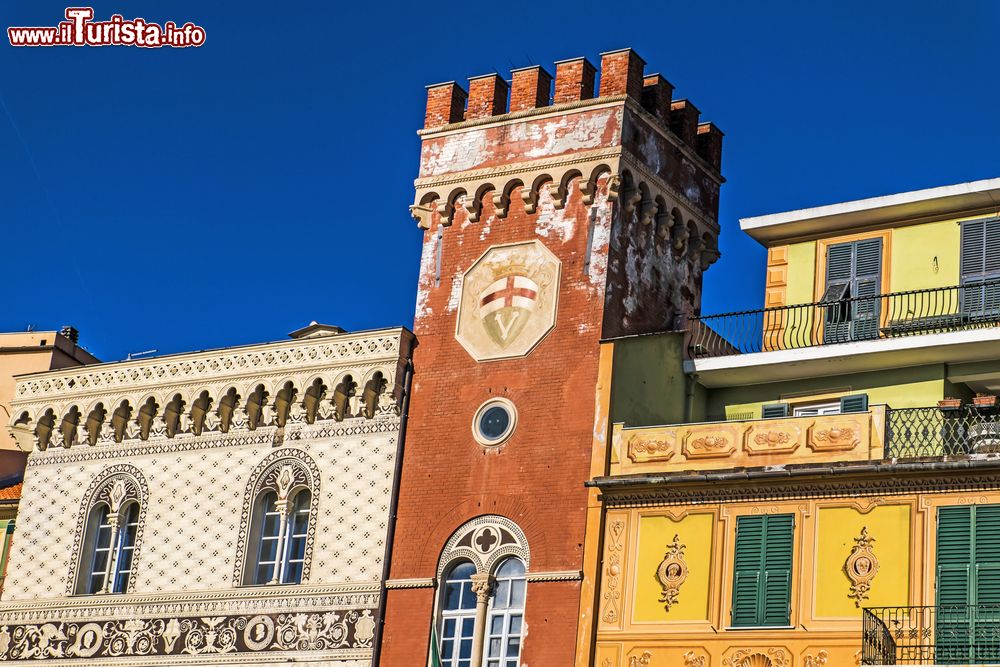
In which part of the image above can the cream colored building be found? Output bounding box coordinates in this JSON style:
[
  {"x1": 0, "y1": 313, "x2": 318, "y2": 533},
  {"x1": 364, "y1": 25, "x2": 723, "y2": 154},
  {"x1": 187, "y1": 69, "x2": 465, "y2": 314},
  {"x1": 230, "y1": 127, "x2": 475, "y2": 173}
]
[
  {"x1": 0, "y1": 328, "x2": 98, "y2": 451},
  {"x1": 1, "y1": 324, "x2": 413, "y2": 665}
]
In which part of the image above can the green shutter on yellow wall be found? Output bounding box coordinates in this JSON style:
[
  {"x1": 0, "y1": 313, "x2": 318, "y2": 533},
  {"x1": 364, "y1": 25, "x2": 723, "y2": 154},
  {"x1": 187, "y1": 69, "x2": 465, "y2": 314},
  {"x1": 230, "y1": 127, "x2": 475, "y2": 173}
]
[
  {"x1": 936, "y1": 504, "x2": 1000, "y2": 664},
  {"x1": 732, "y1": 514, "x2": 794, "y2": 627}
]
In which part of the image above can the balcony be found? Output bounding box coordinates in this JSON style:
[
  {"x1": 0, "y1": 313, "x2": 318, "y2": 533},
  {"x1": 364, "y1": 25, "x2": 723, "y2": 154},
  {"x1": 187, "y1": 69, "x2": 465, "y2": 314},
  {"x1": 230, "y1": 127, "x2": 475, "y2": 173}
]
[
  {"x1": 690, "y1": 280, "x2": 1000, "y2": 358},
  {"x1": 609, "y1": 404, "x2": 1000, "y2": 478},
  {"x1": 887, "y1": 405, "x2": 1000, "y2": 458},
  {"x1": 863, "y1": 605, "x2": 1000, "y2": 665},
  {"x1": 611, "y1": 409, "x2": 883, "y2": 476}
]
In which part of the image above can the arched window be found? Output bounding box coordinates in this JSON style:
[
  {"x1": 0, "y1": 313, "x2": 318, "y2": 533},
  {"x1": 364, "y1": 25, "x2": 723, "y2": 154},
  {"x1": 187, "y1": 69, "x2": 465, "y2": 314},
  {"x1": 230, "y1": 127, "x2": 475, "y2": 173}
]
[
  {"x1": 238, "y1": 454, "x2": 319, "y2": 587},
  {"x1": 247, "y1": 487, "x2": 310, "y2": 585},
  {"x1": 438, "y1": 561, "x2": 477, "y2": 667},
  {"x1": 434, "y1": 517, "x2": 531, "y2": 667},
  {"x1": 485, "y1": 558, "x2": 526, "y2": 667},
  {"x1": 75, "y1": 474, "x2": 144, "y2": 596}
]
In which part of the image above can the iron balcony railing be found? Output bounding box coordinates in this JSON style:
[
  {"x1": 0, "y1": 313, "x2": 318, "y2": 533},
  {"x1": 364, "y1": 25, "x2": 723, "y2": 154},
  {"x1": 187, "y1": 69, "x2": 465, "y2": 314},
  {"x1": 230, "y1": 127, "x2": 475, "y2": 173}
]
[
  {"x1": 689, "y1": 279, "x2": 1000, "y2": 358},
  {"x1": 863, "y1": 605, "x2": 1000, "y2": 665},
  {"x1": 886, "y1": 406, "x2": 1000, "y2": 458}
]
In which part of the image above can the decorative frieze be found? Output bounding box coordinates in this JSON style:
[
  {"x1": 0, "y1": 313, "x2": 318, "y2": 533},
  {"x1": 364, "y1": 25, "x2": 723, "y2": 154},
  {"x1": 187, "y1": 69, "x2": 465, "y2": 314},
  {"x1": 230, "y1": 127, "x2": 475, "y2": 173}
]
[{"x1": 0, "y1": 608, "x2": 376, "y2": 661}]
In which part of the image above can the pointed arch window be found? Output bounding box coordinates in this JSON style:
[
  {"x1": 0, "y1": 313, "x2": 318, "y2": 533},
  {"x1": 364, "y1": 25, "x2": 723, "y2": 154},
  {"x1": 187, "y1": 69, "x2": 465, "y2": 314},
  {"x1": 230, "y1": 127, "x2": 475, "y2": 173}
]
[
  {"x1": 239, "y1": 455, "x2": 319, "y2": 587},
  {"x1": 248, "y1": 485, "x2": 311, "y2": 585},
  {"x1": 75, "y1": 474, "x2": 145, "y2": 596}
]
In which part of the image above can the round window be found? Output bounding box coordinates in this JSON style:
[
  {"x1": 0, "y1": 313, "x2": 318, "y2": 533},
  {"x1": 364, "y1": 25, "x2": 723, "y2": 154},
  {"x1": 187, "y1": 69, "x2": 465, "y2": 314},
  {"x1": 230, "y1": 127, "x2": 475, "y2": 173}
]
[{"x1": 472, "y1": 398, "x2": 517, "y2": 446}]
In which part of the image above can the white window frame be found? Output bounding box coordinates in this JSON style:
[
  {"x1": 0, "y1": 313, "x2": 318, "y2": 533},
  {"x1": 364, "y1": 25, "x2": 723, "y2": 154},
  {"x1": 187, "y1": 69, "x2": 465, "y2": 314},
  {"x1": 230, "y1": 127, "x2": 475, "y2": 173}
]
[
  {"x1": 792, "y1": 401, "x2": 842, "y2": 417},
  {"x1": 483, "y1": 558, "x2": 526, "y2": 667},
  {"x1": 439, "y1": 561, "x2": 477, "y2": 667}
]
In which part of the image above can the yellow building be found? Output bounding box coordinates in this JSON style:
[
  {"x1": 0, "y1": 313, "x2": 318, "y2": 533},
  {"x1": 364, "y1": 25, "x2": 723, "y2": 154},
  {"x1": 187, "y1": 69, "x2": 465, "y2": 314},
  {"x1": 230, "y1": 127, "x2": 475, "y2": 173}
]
[{"x1": 580, "y1": 178, "x2": 1000, "y2": 667}]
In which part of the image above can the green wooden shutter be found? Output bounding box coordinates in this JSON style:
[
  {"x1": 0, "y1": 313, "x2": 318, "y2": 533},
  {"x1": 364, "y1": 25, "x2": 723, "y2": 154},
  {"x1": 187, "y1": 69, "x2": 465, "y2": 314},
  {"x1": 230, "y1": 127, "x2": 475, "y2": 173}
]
[
  {"x1": 824, "y1": 243, "x2": 855, "y2": 343},
  {"x1": 732, "y1": 516, "x2": 764, "y2": 626},
  {"x1": 937, "y1": 506, "x2": 973, "y2": 664},
  {"x1": 732, "y1": 514, "x2": 794, "y2": 627},
  {"x1": 973, "y1": 505, "x2": 1000, "y2": 663},
  {"x1": 839, "y1": 394, "x2": 869, "y2": 414},
  {"x1": 961, "y1": 219, "x2": 1000, "y2": 320},
  {"x1": 761, "y1": 514, "x2": 794, "y2": 626},
  {"x1": 761, "y1": 403, "x2": 789, "y2": 419},
  {"x1": 852, "y1": 238, "x2": 883, "y2": 341}
]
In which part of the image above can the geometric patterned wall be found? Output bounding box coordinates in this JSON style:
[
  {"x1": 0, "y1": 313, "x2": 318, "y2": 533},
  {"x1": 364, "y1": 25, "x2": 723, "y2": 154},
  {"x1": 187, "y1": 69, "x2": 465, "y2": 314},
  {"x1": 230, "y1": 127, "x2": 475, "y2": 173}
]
[{"x1": 0, "y1": 329, "x2": 411, "y2": 664}]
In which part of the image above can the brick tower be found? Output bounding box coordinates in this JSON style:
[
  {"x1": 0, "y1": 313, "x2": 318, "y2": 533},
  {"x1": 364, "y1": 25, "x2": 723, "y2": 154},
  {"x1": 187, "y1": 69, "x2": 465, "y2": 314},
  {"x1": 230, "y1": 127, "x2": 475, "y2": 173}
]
[{"x1": 380, "y1": 49, "x2": 723, "y2": 666}]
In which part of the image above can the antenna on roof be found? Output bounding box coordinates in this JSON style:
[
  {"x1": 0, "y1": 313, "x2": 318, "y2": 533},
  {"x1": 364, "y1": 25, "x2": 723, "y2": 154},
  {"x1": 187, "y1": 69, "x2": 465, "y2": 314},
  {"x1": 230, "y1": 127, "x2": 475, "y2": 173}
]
[
  {"x1": 126, "y1": 349, "x2": 157, "y2": 361},
  {"x1": 25, "y1": 324, "x2": 34, "y2": 332}
]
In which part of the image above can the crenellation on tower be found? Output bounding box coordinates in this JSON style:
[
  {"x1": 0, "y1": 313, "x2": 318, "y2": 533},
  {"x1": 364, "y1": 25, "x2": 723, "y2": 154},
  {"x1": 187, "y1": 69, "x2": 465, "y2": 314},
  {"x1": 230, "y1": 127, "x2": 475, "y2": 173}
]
[
  {"x1": 465, "y1": 73, "x2": 509, "y2": 120},
  {"x1": 641, "y1": 73, "x2": 674, "y2": 120},
  {"x1": 510, "y1": 65, "x2": 552, "y2": 112},
  {"x1": 668, "y1": 98, "x2": 701, "y2": 146},
  {"x1": 598, "y1": 48, "x2": 646, "y2": 99},
  {"x1": 552, "y1": 56, "x2": 596, "y2": 104},
  {"x1": 423, "y1": 81, "x2": 467, "y2": 127}
]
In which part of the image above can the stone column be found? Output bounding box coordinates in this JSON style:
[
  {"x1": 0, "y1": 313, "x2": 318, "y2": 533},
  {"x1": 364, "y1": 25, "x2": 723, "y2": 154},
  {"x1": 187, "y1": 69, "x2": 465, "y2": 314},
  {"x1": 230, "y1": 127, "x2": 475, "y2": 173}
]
[
  {"x1": 269, "y1": 501, "x2": 290, "y2": 584},
  {"x1": 103, "y1": 515, "x2": 121, "y2": 594},
  {"x1": 469, "y1": 573, "x2": 495, "y2": 666}
]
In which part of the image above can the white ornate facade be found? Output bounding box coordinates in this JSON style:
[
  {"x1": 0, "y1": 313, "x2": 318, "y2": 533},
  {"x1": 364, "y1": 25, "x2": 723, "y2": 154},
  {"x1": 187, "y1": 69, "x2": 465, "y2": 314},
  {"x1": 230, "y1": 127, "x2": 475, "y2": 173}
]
[{"x1": 2, "y1": 326, "x2": 414, "y2": 665}]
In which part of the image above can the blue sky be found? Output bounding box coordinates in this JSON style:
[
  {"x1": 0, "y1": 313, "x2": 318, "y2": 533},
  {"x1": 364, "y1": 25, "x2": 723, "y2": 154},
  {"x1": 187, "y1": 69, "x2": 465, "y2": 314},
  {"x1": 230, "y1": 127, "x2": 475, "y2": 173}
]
[{"x1": 2, "y1": 0, "x2": 998, "y2": 361}]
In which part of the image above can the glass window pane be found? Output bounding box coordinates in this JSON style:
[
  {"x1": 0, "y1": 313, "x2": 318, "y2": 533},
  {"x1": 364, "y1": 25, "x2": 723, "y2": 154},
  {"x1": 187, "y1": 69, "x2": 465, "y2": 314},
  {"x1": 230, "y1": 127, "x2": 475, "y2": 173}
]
[
  {"x1": 255, "y1": 564, "x2": 272, "y2": 584},
  {"x1": 282, "y1": 561, "x2": 303, "y2": 584},
  {"x1": 490, "y1": 615, "x2": 503, "y2": 634},
  {"x1": 460, "y1": 581, "x2": 475, "y2": 609},
  {"x1": 289, "y1": 534, "x2": 307, "y2": 561},
  {"x1": 494, "y1": 579, "x2": 510, "y2": 608},
  {"x1": 461, "y1": 617, "x2": 474, "y2": 635},
  {"x1": 488, "y1": 637, "x2": 501, "y2": 656},
  {"x1": 444, "y1": 581, "x2": 462, "y2": 610},
  {"x1": 441, "y1": 639, "x2": 453, "y2": 659},
  {"x1": 443, "y1": 618, "x2": 455, "y2": 634},
  {"x1": 506, "y1": 637, "x2": 520, "y2": 655},
  {"x1": 511, "y1": 580, "x2": 526, "y2": 607},
  {"x1": 459, "y1": 638, "x2": 472, "y2": 659},
  {"x1": 509, "y1": 614, "x2": 522, "y2": 634}
]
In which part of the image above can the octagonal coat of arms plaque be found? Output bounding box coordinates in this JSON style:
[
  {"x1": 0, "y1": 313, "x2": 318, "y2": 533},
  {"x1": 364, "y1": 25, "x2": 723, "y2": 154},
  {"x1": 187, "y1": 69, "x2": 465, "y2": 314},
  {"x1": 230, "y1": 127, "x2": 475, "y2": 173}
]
[{"x1": 455, "y1": 240, "x2": 561, "y2": 361}]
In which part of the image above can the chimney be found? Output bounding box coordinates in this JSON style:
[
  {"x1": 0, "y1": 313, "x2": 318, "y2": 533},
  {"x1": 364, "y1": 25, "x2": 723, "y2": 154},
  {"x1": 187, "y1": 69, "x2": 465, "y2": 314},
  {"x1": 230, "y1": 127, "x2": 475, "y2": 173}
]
[
  {"x1": 465, "y1": 74, "x2": 509, "y2": 120},
  {"x1": 553, "y1": 57, "x2": 596, "y2": 104},
  {"x1": 59, "y1": 326, "x2": 79, "y2": 345},
  {"x1": 510, "y1": 65, "x2": 552, "y2": 112},
  {"x1": 599, "y1": 48, "x2": 646, "y2": 99},
  {"x1": 425, "y1": 82, "x2": 468, "y2": 128}
]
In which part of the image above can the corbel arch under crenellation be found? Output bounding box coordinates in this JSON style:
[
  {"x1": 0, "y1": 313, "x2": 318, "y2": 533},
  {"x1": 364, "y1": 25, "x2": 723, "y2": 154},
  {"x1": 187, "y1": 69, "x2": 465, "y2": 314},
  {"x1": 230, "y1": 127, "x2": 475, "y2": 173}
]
[
  {"x1": 410, "y1": 161, "x2": 618, "y2": 230},
  {"x1": 13, "y1": 366, "x2": 400, "y2": 452}
]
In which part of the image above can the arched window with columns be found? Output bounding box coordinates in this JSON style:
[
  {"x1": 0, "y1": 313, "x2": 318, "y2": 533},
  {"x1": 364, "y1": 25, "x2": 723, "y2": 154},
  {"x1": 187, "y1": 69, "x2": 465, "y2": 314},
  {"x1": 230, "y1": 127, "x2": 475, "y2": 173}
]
[
  {"x1": 434, "y1": 516, "x2": 530, "y2": 667},
  {"x1": 235, "y1": 449, "x2": 320, "y2": 587},
  {"x1": 70, "y1": 465, "x2": 148, "y2": 596}
]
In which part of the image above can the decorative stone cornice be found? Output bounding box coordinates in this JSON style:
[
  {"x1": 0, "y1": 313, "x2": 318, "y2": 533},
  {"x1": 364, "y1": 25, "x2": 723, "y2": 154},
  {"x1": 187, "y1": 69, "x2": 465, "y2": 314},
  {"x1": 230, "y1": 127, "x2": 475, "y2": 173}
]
[
  {"x1": 9, "y1": 329, "x2": 414, "y2": 453},
  {"x1": 0, "y1": 581, "x2": 382, "y2": 622},
  {"x1": 525, "y1": 569, "x2": 584, "y2": 582},
  {"x1": 596, "y1": 460, "x2": 1000, "y2": 507},
  {"x1": 384, "y1": 577, "x2": 435, "y2": 589}
]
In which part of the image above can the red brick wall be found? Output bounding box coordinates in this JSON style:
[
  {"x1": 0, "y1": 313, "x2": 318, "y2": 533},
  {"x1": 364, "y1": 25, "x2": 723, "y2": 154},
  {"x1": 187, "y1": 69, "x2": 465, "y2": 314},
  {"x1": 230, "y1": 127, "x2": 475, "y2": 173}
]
[{"x1": 381, "y1": 180, "x2": 608, "y2": 664}]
